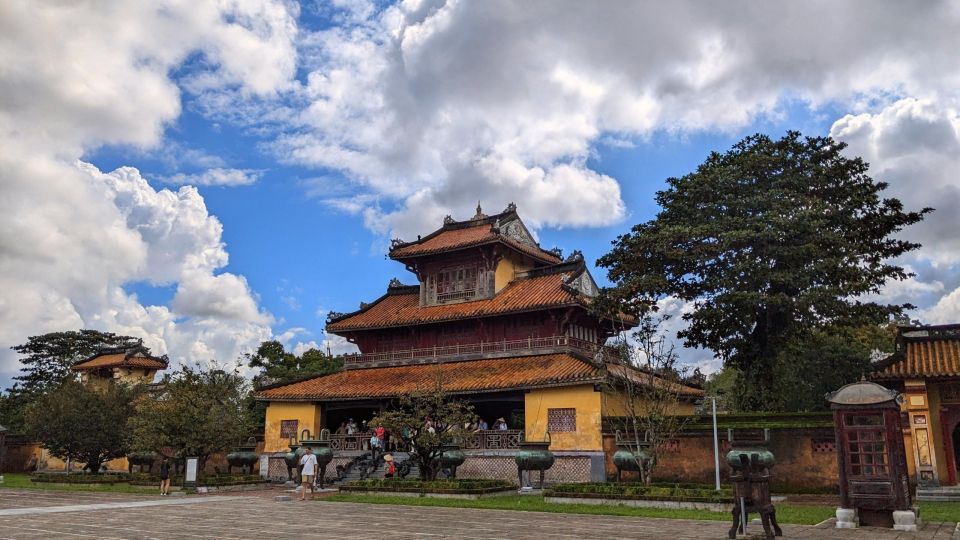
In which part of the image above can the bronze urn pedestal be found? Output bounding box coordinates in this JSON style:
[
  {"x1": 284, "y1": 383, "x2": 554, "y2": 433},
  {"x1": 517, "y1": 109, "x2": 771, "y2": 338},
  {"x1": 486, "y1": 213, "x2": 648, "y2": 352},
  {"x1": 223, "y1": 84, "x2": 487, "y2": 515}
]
[{"x1": 515, "y1": 432, "x2": 554, "y2": 489}]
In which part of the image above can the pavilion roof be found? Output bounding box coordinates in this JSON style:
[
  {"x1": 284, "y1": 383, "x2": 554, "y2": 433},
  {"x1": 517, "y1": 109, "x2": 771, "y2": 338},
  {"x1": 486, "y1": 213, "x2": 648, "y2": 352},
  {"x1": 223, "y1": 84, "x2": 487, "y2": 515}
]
[
  {"x1": 255, "y1": 353, "x2": 602, "y2": 401},
  {"x1": 389, "y1": 204, "x2": 562, "y2": 264},
  {"x1": 326, "y1": 260, "x2": 620, "y2": 332},
  {"x1": 72, "y1": 347, "x2": 168, "y2": 372},
  {"x1": 255, "y1": 353, "x2": 703, "y2": 402},
  {"x1": 872, "y1": 324, "x2": 960, "y2": 380}
]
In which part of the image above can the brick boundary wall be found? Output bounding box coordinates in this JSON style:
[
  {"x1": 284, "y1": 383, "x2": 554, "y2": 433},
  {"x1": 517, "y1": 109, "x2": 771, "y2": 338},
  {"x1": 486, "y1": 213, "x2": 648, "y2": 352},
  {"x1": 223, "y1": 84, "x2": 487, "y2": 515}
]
[{"x1": 603, "y1": 427, "x2": 839, "y2": 492}]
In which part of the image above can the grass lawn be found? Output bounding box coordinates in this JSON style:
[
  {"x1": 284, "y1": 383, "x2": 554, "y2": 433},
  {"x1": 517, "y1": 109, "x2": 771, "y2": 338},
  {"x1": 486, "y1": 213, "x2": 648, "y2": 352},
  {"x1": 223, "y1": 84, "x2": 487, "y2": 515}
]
[
  {"x1": 0, "y1": 473, "x2": 163, "y2": 494},
  {"x1": 321, "y1": 493, "x2": 836, "y2": 525},
  {"x1": 918, "y1": 501, "x2": 960, "y2": 522}
]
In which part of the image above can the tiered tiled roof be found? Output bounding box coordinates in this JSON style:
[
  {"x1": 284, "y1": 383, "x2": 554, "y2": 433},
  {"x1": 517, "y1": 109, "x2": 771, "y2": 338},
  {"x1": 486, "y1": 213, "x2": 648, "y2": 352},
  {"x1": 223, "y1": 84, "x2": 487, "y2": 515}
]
[
  {"x1": 72, "y1": 347, "x2": 168, "y2": 372},
  {"x1": 256, "y1": 353, "x2": 602, "y2": 401},
  {"x1": 327, "y1": 261, "x2": 598, "y2": 332},
  {"x1": 255, "y1": 353, "x2": 703, "y2": 401},
  {"x1": 389, "y1": 205, "x2": 562, "y2": 264},
  {"x1": 873, "y1": 325, "x2": 960, "y2": 380}
]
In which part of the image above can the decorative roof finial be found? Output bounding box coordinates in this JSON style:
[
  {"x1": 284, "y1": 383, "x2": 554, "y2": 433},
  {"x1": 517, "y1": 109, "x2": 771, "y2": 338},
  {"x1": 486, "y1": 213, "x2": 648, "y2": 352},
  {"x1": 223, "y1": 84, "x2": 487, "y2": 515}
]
[{"x1": 472, "y1": 201, "x2": 487, "y2": 220}]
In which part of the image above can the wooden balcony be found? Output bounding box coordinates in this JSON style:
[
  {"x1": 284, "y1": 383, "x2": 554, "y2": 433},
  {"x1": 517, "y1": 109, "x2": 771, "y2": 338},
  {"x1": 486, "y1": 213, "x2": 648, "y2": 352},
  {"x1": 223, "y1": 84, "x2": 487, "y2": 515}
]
[{"x1": 342, "y1": 335, "x2": 622, "y2": 369}]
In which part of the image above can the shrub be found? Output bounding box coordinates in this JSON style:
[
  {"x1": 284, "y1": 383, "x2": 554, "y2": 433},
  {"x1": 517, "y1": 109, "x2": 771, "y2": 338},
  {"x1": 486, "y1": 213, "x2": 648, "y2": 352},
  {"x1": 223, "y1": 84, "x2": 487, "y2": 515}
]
[
  {"x1": 545, "y1": 482, "x2": 732, "y2": 502},
  {"x1": 342, "y1": 478, "x2": 515, "y2": 493}
]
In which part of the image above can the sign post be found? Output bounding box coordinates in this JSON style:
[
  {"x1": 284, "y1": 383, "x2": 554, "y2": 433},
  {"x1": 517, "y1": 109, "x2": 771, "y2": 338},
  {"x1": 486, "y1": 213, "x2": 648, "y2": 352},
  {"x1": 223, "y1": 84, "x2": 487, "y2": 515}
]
[{"x1": 184, "y1": 457, "x2": 199, "y2": 489}]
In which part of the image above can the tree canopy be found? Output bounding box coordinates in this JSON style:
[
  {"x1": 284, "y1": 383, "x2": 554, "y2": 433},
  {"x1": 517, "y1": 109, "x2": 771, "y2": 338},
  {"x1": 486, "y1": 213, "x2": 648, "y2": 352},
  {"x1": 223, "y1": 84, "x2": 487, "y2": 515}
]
[
  {"x1": 25, "y1": 380, "x2": 139, "y2": 473},
  {"x1": 246, "y1": 340, "x2": 343, "y2": 387},
  {"x1": 598, "y1": 132, "x2": 930, "y2": 411},
  {"x1": 2, "y1": 329, "x2": 147, "y2": 433},
  {"x1": 128, "y1": 365, "x2": 250, "y2": 469}
]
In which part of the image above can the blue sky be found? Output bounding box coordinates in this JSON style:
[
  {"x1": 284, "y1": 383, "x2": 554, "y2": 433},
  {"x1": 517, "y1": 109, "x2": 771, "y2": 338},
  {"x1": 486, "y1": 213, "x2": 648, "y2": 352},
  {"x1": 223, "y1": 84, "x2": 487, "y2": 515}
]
[{"x1": 2, "y1": 1, "x2": 959, "y2": 388}]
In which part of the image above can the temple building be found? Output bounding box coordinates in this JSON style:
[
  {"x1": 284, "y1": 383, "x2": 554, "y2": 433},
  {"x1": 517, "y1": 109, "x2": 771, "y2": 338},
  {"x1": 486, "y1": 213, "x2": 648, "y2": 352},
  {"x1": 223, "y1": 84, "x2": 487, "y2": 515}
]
[
  {"x1": 256, "y1": 204, "x2": 702, "y2": 482},
  {"x1": 71, "y1": 346, "x2": 168, "y2": 389},
  {"x1": 872, "y1": 324, "x2": 960, "y2": 486}
]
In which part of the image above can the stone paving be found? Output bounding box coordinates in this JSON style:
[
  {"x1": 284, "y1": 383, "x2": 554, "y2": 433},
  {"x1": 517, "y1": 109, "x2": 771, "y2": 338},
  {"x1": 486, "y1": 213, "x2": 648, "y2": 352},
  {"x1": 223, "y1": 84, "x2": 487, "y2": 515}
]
[{"x1": 0, "y1": 488, "x2": 955, "y2": 539}]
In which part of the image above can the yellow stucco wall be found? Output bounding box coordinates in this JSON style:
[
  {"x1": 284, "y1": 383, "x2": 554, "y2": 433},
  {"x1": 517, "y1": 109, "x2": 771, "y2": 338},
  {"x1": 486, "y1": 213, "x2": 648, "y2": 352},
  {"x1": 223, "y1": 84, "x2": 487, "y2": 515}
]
[
  {"x1": 525, "y1": 385, "x2": 602, "y2": 451},
  {"x1": 80, "y1": 368, "x2": 157, "y2": 390},
  {"x1": 600, "y1": 389, "x2": 695, "y2": 418},
  {"x1": 263, "y1": 402, "x2": 321, "y2": 452},
  {"x1": 494, "y1": 254, "x2": 534, "y2": 292}
]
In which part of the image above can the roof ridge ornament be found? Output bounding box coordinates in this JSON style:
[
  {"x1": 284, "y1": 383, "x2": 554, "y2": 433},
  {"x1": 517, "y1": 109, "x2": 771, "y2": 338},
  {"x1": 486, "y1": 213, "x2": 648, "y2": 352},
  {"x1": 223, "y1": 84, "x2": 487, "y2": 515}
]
[
  {"x1": 388, "y1": 277, "x2": 403, "y2": 288},
  {"x1": 472, "y1": 201, "x2": 487, "y2": 221},
  {"x1": 505, "y1": 202, "x2": 517, "y2": 213},
  {"x1": 443, "y1": 215, "x2": 455, "y2": 225}
]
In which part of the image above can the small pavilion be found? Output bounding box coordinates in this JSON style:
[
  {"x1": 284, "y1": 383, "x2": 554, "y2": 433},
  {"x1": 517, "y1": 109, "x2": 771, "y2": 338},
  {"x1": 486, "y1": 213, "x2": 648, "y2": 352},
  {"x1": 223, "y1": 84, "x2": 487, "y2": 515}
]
[{"x1": 872, "y1": 324, "x2": 960, "y2": 486}]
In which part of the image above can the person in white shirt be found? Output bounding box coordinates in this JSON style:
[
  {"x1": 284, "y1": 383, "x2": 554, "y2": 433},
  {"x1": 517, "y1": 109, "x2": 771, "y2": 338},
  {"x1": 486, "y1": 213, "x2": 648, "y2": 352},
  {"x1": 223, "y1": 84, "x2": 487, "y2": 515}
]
[{"x1": 299, "y1": 447, "x2": 318, "y2": 501}]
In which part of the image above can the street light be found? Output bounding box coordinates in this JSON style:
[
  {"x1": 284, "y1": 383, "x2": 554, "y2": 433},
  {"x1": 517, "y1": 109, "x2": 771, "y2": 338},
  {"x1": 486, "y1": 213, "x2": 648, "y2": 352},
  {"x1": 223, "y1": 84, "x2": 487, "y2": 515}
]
[{"x1": 696, "y1": 397, "x2": 721, "y2": 492}]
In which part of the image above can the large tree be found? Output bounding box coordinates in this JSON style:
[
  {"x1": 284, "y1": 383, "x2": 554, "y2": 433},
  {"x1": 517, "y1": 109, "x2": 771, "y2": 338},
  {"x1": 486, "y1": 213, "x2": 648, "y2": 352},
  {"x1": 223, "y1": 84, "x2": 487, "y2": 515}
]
[
  {"x1": 128, "y1": 365, "x2": 250, "y2": 470},
  {"x1": 598, "y1": 132, "x2": 930, "y2": 411},
  {"x1": 246, "y1": 340, "x2": 343, "y2": 387},
  {"x1": 25, "y1": 380, "x2": 139, "y2": 473},
  {"x1": 2, "y1": 330, "x2": 146, "y2": 432}
]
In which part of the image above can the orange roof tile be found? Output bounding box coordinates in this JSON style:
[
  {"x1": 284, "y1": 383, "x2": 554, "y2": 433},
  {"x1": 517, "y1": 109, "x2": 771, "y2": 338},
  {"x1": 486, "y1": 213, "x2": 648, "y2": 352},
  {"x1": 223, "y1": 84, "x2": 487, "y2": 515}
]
[
  {"x1": 606, "y1": 363, "x2": 705, "y2": 398},
  {"x1": 873, "y1": 338, "x2": 960, "y2": 380},
  {"x1": 389, "y1": 215, "x2": 561, "y2": 264},
  {"x1": 327, "y1": 271, "x2": 580, "y2": 332},
  {"x1": 72, "y1": 351, "x2": 168, "y2": 371},
  {"x1": 255, "y1": 354, "x2": 602, "y2": 401},
  {"x1": 391, "y1": 224, "x2": 497, "y2": 258}
]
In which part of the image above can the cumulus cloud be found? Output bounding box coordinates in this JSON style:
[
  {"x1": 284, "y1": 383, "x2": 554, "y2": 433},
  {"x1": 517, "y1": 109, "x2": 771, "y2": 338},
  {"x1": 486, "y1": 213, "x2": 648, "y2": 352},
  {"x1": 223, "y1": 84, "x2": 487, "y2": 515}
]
[
  {"x1": 0, "y1": 0, "x2": 298, "y2": 380},
  {"x1": 831, "y1": 98, "x2": 960, "y2": 324},
  {"x1": 163, "y1": 168, "x2": 263, "y2": 187},
  {"x1": 256, "y1": 0, "x2": 960, "y2": 239}
]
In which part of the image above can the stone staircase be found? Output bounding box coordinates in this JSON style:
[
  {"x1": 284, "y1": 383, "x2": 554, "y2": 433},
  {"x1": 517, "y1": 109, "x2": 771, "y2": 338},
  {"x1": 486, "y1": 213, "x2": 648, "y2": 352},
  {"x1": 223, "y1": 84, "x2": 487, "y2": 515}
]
[
  {"x1": 333, "y1": 452, "x2": 420, "y2": 485},
  {"x1": 916, "y1": 484, "x2": 960, "y2": 502}
]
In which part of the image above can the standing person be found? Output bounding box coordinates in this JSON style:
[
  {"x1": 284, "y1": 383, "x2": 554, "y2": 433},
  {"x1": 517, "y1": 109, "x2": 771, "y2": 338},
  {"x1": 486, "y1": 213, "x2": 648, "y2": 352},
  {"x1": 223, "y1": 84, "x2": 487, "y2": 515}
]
[
  {"x1": 298, "y1": 447, "x2": 318, "y2": 501},
  {"x1": 478, "y1": 418, "x2": 489, "y2": 431},
  {"x1": 158, "y1": 457, "x2": 171, "y2": 496}
]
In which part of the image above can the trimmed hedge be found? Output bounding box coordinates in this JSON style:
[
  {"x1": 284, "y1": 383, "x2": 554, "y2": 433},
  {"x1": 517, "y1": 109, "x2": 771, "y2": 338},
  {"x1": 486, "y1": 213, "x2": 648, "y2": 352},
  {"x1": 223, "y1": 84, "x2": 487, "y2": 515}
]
[
  {"x1": 342, "y1": 478, "x2": 515, "y2": 494},
  {"x1": 30, "y1": 473, "x2": 130, "y2": 484},
  {"x1": 128, "y1": 473, "x2": 263, "y2": 486},
  {"x1": 545, "y1": 482, "x2": 732, "y2": 503}
]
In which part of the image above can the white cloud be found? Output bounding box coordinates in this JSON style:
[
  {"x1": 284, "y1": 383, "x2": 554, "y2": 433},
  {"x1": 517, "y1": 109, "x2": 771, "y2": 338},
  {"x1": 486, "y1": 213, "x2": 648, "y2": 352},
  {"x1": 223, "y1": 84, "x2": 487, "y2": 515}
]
[
  {"x1": 257, "y1": 0, "x2": 960, "y2": 240},
  {"x1": 163, "y1": 168, "x2": 263, "y2": 187},
  {"x1": 0, "y1": 0, "x2": 298, "y2": 380},
  {"x1": 830, "y1": 98, "x2": 960, "y2": 323}
]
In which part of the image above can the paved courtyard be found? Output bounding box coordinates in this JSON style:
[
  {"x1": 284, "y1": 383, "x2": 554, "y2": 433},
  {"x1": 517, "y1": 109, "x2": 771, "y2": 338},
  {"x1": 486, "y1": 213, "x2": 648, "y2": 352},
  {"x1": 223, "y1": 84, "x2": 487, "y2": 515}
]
[{"x1": 0, "y1": 488, "x2": 956, "y2": 539}]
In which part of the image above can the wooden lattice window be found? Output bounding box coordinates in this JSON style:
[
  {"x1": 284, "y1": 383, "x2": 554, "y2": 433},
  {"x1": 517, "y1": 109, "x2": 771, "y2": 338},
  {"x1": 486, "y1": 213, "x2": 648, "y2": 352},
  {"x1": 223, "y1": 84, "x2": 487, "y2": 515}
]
[
  {"x1": 811, "y1": 438, "x2": 835, "y2": 453},
  {"x1": 547, "y1": 408, "x2": 576, "y2": 432},
  {"x1": 280, "y1": 419, "x2": 299, "y2": 439},
  {"x1": 843, "y1": 413, "x2": 887, "y2": 477}
]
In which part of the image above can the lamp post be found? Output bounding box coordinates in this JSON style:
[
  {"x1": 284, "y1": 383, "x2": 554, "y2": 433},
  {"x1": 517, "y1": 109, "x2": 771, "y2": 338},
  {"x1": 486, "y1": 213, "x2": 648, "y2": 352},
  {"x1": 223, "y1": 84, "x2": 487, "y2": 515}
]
[
  {"x1": 697, "y1": 397, "x2": 722, "y2": 492},
  {"x1": 711, "y1": 397, "x2": 720, "y2": 492}
]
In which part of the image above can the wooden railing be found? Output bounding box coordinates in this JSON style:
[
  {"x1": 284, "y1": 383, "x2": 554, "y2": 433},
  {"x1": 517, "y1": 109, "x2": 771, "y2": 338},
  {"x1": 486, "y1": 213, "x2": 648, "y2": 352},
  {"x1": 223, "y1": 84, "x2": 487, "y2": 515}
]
[
  {"x1": 327, "y1": 430, "x2": 525, "y2": 452},
  {"x1": 343, "y1": 335, "x2": 622, "y2": 368}
]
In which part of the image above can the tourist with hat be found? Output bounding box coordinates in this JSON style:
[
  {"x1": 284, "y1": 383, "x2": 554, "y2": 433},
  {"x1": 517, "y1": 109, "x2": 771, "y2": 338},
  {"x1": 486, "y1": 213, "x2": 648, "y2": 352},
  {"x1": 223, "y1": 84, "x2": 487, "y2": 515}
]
[{"x1": 383, "y1": 454, "x2": 396, "y2": 478}]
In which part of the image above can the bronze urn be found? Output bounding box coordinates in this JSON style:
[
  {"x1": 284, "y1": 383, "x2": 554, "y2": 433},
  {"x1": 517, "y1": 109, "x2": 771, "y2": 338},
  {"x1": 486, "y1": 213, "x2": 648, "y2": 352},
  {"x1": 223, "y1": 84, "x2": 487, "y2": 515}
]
[
  {"x1": 515, "y1": 432, "x2": 554, "y2": 489},
  {"x1": 226, "y1": 437, "x2": 259, "y2": 475}
]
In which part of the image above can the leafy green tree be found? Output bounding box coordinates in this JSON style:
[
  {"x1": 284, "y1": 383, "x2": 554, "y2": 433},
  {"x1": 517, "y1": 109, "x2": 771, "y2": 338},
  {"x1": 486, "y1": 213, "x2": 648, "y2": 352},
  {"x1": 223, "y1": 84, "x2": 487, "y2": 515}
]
[
  {"x1": 25, "y1": 380, "x2": 139, "y2": 473},
  {"x1": 128, "y1": 365, "x2": 250, "y2": 470},
  {"x1": 244, "y1": 340, "x2": 344, "y2": 428},
  {"x1": 598, "y1": 132, "x2": 930, "y2": 411},
  {"x1": 2, "y1": 330, "x2": 146, "y2": 433},
  {"x1": 373, "y1": 373, "x2": 475, "y2": 480},
  {"x1": 771, "y1": 324, "x2": 896, "y2": 411},
  {"x1": 246, "y1": 340, "x2": 343, "y2": 387}
]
